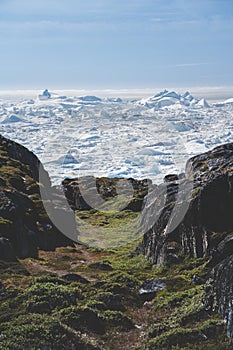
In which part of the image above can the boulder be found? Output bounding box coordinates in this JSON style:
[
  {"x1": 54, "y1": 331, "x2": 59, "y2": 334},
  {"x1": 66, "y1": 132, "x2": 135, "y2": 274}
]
[{"x1": 139, "y1": 278, "x2": 166, "y2": 301}]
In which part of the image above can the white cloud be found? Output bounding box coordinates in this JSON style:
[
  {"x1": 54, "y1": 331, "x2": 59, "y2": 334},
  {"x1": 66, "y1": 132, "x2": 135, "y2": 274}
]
[{"x1": 175, "y1": 62, "x2": 212, "y2": 68}]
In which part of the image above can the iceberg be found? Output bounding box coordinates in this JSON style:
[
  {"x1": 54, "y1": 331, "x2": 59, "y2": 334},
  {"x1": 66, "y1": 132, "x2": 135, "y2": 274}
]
[{"x1": 38, "y1": 89, "x2": 51, "y2": 101}]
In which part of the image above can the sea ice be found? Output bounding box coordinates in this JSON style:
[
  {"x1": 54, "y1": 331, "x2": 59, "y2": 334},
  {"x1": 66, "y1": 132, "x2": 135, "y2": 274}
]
[{"x1": 0, "y1": 89, "x2": 232, "y2": 185}]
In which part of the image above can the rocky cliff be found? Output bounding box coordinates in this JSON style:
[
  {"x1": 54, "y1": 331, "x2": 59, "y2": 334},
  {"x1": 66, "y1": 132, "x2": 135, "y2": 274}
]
[
  {"x1": 141, "y1": 142, "x2": 233, "y2": 338},
  {"x1": 0, "y1": 135, "x2": 74, "y2": 261},
  {"x1": 141, "y1": 142, "x2": 233, "y2": 264}
]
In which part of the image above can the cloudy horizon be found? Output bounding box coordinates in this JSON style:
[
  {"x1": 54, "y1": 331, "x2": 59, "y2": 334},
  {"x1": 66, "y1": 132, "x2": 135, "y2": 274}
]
[{"x1": 0, "y1": 0, "x2": 233, "y2": 89}]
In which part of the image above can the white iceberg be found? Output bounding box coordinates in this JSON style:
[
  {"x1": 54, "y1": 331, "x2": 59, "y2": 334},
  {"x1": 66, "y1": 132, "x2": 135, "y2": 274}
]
[{"x1": 38, "y1": 89, "x2": 51, "y2": 101}]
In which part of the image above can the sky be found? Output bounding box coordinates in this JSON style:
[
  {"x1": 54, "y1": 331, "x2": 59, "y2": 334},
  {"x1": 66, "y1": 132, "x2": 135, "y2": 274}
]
[{"x1": 0, "y1": 0, "x2": 233, "y2": 90}]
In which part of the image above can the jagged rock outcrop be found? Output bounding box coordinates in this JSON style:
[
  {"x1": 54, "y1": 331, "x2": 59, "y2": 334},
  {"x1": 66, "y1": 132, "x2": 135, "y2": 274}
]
[
  {"x1": 141, "y1": 142, "x2": 233, "y2": 337},
  {"x1": 204, "y1": 255, "x2": 233, "y2": 337},
  {"x1": 0, "y1": 135, "x2": 75, "y2": 261},
  {"x1": 141, "y1": 142, "x2": 233, "y2": 265},
  {"x1": 62, "y1": 176, "x2": 151, "y2": 212}
]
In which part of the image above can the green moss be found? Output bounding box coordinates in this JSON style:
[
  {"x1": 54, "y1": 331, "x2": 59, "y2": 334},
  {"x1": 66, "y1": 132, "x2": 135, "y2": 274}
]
[
  {"x1": 83, "y1": 298, "x2": 106, "y2": 311},
  {"x1": 165, "y1": 275, "x2": 193, "y2": 292},
  {"x1": 147, "y1": 327, "x2": 200, "y2": 349},
  {"x1": 147, "y1": 319, "x2": 226, "y2": 350},
  {"x1": 76, "y1": 209, "x2": 142, "y2": 248},
  {"x1": 0, "y1": 313, "x2": 95, "y2": 350},
  {"x1": 177, "y1": 292, "x2": 207, "y2": 326},
  {"x1": 103, "y1": 239, "x2": 154, "y2": 280},
  {"x1": 103, "y1": 271, "x2": 140, "y2": 290},
  {"x1": 154, "y1": 285, "x2": 203, "y2": 310},
  {"x1": 56, "y1": 305, "x2": 105, "y2": 334},
  {"x1": 0, "y1": 261, "x2": 30, "y2": 279},
  {"x1": 34, "y1": 275, "x2": 70, "y2": 285},
  {"x1": 0, "y1": 165, "x2": 25, "y2": 189},
  {"x1": 0, "y1": 291, "x2": 24, "y2": 324},
  {"x1": 0, "y1": 196, "x2": 228, "y2": 350},
  {"x1": 192, "y1": 186, "x2": 201, "y2": 197},
  {"x1": 99, "y1": 310, "x2": 134, "y2": 330},
  {"x1": 156, "y1": 257, "x2": 209, "y2": 282},
  {"x1": 23, "y1": 281, "x2": 82, "y2": 313}
]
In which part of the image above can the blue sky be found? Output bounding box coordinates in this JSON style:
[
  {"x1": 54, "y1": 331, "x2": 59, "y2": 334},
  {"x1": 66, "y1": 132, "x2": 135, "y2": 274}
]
[{"x1": 0, "y1": 0, "x2": 233, "y2": 89}]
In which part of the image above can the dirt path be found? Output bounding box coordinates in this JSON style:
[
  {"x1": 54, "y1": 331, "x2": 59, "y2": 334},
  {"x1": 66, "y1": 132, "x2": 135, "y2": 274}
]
[{"x1": 21, "y1": 243, "x2": 110, "y2": 281}]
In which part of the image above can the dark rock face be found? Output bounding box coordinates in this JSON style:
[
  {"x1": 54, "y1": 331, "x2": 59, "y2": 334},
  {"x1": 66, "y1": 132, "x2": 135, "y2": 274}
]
[
  {"x1": 208, "y1": 235, "x2": 233, "y2": 268},
  {"x1": 141, "y1": 142, "x2": 233, "y2": 265},
  {"x1": 62, "y1": 176, "x2": 151, "y2": 212},
  {"x1": 204, "y1": 254, "x2": 233, "y2": 337},
  {"x1": 0, "y1": 237, "x2": 16, "y2": 261},
  {"x1": 141, "y1": 142, "x2": 233, "y2": 337},
  {"x1": 0, "y1": 134, "x2": 74, "y2": 261}
]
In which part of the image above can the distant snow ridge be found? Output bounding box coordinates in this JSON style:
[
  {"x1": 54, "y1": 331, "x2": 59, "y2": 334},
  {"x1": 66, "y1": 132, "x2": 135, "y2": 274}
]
[{"x1": 138, "y1": 90, "x2": 210, "y2": 109}]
